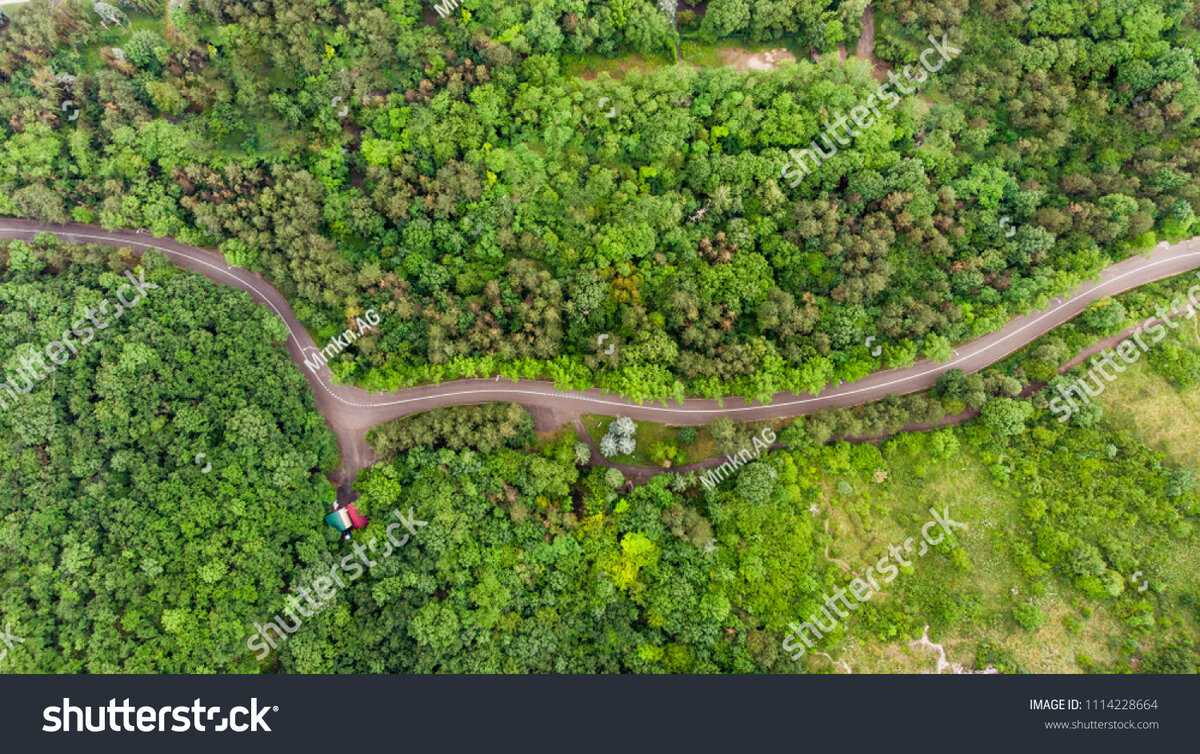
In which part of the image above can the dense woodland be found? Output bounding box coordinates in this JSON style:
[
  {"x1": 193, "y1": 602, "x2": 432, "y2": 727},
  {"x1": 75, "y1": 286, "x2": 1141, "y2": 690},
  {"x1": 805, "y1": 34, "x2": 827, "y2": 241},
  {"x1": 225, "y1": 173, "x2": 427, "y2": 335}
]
[
  {"x1": 1, "y1": 236, "x2": 1196, "y2": 673},
  {"x1": 366, "y1": 401, "x2": 534, "y2": 458},
  {"x1": 1, "y1": 1, "x2": 1199, "y2": 674},
  {"x1": 277, "y1": 401, "x2": 1199, "y2": 674},
  {"x1": 0, "y1": 236, "x2": 339, "y2": 672},
  {"x1": 277, "y1": 278, "x2": 1200, "y2": 673},
  {"x1": 3, "y1": 0, "x2": 1200, "y2": 401},
  {"x1": 776, "y1": 269, "x2": 1200, "y2": 444}
]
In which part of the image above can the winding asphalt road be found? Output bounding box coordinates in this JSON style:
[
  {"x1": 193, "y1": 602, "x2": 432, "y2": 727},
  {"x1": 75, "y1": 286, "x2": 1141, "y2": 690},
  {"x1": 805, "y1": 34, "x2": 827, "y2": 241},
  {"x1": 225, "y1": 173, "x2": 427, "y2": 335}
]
[{"x1": 3, "y1": 220, "x2": 1199, "y2": 485}]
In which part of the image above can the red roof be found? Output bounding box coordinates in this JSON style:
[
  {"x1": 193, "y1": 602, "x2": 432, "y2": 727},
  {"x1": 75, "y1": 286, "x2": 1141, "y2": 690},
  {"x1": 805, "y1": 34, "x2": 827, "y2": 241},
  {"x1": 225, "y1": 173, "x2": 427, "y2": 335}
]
[{"x1": 346, "y1": 504, "x2": 369, "y2": 530}]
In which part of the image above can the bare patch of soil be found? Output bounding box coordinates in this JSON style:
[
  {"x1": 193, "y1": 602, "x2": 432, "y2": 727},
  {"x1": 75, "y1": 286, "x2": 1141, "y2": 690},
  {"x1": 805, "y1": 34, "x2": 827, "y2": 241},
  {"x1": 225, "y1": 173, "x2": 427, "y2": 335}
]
[
  {"x1": 813, "y1": 7, "x2": 891, "y2": 83},
  {"x1": 859, "y1": 6, "x2": 890, "y2": 82},
  {"x1": 909, "y1": 626, "x2": 999, "y2": 675},
  {"x1": 715, "y1": 46, "x2": 796, "y2": 72}
]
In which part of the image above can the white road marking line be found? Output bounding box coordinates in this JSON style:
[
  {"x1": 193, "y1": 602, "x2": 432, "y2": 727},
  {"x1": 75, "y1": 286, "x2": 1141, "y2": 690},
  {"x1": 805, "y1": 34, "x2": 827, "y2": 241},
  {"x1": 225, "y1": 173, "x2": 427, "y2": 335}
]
[{"x1": 7, "y1": 226, "x2": 1200, "y2": 417}]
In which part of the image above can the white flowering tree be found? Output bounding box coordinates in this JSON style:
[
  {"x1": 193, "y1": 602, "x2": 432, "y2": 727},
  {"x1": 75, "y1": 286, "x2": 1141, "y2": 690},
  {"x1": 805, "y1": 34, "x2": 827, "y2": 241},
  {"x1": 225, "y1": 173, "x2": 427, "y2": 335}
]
[
  {"x1": 611, "y1": 416, "x2": 636, "y2": 438},
  {"x1": 93, "y1": 2, "x2": 129, "y2": 29},
  {"x1": 657, "y1": 0, "x2": 676, "y2": 24},
  {"x1": 574, "y1": 442, "x2": 591, "y2": 465},
  {"x1": 599, "y1": 434, "x2": 618, "y2": 458},
  {"x1": 604, "y1": 467, "x2": 625, "y2": 490},
  {"x1": 599, "y1": 416, "x2": 638, "y2": 458}
]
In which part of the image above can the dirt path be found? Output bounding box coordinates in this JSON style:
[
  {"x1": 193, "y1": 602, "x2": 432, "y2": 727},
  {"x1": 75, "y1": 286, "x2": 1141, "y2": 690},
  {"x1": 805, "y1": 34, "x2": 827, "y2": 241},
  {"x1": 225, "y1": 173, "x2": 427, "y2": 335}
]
[
  {"x1": 857, "y1": 6, "x2": 890, "y2": 82},
  {"x1": 811, "y1": 650, "x2": 853, "y2": 674},
  {"x1": 823, "y1": 518, "x2": 854, "y2": 573},
  {"x1": 573, "y1": 419, "x2": 603, "y2": 461},
  {"x1": 815, "y1": 6, "x2": 888, "y2": 82},
  {"x1": 3, "y1": 221, "x2": 1199, "y2": 490},
  {"x1": 716, "y1": 47, "x2": 796, "y2": 72},
  {"x1": 856, "y1": 6, "x2": 874, "y2": 59},
  {"x1": 909, "y1": 625, "x2": 998, "y2": 674}
]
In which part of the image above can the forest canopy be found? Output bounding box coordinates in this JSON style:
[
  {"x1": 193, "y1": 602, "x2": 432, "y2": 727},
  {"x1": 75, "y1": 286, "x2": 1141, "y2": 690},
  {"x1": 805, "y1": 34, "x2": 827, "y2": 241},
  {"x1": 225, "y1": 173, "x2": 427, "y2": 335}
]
[
  {"x1": 0, "y1": 236, "x2": 339, "y2": 673},
  {"x1": 1, "y1": 0, "x2": 1200, "y2": 677},
  {"x1": 2, "y1": 0, "x2": 1199, "y2": 402}
]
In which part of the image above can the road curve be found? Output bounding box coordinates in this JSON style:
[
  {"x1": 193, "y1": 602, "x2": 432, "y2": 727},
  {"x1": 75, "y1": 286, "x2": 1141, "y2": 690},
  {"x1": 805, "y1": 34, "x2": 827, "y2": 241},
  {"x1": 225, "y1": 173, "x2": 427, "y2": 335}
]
[{"x1": 3, "y1": 219, "x2": 1200, "y2": 484}]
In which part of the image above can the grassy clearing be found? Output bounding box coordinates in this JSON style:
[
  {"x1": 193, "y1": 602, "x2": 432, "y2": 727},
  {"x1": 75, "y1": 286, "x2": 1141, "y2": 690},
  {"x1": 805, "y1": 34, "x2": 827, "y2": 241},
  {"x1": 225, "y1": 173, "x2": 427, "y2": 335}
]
[
  {"x1": 796, "y1": 437, "x2": 1134, "y2": 673},
  {"x1": 1089, "y1": 328, "x2": 1200, "y2": 644},
  {"x1": 533, "y1": 426, "x2": 574, "y2": 453},
  {"x1": 1093, "y1": 330, "x2": 1200, "y2": 474},
  {"x1": 563, "y1": 51, "x2": 672, "y2": 80},
  {"x1": 581, "y1": 414, "x2": 715, "y2": 467},
  {"x1": 681, "y1": 39, "x2": 801, "y2": 69},
  {"x1": 1159, "y1": 535, "x2": 1200, "y2": 617},
  {"x1": 564, "y1": 38, "x2": 804, "y2": 80}
]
